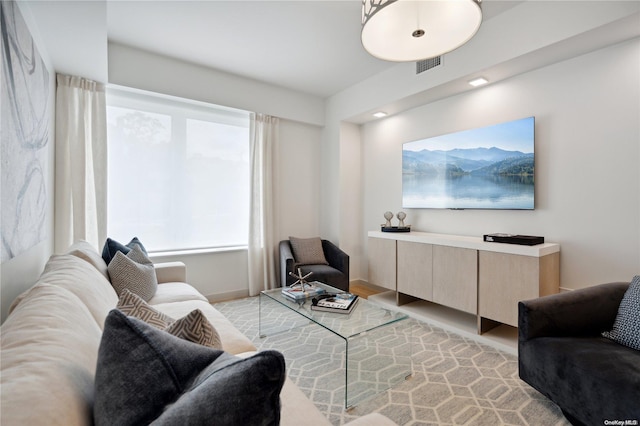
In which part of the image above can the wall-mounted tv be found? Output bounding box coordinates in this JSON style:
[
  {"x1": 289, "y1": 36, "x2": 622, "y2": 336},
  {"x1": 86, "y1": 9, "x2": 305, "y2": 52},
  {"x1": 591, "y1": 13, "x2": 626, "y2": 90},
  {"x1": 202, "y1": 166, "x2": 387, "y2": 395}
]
[{"x1": 402, "y1": 117, "x2": 535, "y2": 210}]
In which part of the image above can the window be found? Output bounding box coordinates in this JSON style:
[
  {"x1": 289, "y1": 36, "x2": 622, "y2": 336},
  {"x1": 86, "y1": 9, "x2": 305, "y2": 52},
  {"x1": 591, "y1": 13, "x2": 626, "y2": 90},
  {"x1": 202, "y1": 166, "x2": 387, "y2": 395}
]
[{"x1": 106, "y1": 87, "x2": 250, "y2": 252}]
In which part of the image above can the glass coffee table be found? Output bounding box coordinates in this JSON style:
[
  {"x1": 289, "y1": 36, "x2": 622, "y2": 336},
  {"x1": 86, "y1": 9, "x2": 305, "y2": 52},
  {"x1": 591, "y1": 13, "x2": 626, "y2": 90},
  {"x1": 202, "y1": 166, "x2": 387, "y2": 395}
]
[{"x1": 259, "y1": 283, "x2": 412, "y2": 409}]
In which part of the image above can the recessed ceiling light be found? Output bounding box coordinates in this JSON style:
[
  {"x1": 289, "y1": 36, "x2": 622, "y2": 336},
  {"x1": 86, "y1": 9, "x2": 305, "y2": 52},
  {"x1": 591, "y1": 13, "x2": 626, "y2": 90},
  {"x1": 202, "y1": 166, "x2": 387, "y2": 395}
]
[
  {"x1": 373, "y1": 111, "x2": 388, "y2": 118},
  {"x1": 469, "y1": 77, "x2": 489, "y2": 87}
]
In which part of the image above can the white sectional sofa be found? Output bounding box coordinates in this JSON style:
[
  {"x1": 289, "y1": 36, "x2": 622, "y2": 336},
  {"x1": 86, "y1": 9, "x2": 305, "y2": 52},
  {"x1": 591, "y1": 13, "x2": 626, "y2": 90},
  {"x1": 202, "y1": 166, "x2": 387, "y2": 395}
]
[{"x1": 0, "y1": 241, "x2": 395, "y2": 426}]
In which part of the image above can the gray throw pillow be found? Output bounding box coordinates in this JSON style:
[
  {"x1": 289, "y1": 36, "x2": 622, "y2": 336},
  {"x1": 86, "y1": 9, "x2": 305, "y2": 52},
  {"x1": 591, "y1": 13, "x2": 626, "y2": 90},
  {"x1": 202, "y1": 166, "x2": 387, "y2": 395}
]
[
  {"x1": 602, "y1": 275, "x2": 640, "y2": 351},
  {"x1": 117, "y1": 289, "x2": 222, "y2": 349},
  {"x1": 289, "y1": 236, "x2": 328, "y2": 266},
  {"x1": 101, "y1": 236, "x2": 147, "y2": 265},
  {"x1": 108, "y1": 244, "x2": 157, "y2": 301},
  {"x1": 94, "y1": 310, "x2": 285, "y2": 426}
]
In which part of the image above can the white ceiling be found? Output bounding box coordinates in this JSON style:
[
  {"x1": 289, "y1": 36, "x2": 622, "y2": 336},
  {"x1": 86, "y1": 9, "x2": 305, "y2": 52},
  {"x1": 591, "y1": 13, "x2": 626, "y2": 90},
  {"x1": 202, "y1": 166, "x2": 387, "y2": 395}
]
[{"x1": 106, "y1": 0, "x2": 521, "y2": 98}]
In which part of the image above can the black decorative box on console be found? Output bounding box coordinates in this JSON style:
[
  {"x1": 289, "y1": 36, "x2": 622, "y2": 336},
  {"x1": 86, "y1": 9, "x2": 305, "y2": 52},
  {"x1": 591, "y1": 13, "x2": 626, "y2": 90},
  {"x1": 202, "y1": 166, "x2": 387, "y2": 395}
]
[
  {"x1": 483, "y1": 234, "x2": 544, "y2": 246},
  {"x1": 381, "y1": 226, "x2": 411, "y2": 233}
]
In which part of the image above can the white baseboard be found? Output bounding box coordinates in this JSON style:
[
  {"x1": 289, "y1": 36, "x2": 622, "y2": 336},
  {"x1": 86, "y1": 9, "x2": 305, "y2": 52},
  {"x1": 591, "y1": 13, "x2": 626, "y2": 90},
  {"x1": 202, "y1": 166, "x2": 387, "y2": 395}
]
[{"x1": 206, "y1": 289, "x2": 250, "y2": 303}]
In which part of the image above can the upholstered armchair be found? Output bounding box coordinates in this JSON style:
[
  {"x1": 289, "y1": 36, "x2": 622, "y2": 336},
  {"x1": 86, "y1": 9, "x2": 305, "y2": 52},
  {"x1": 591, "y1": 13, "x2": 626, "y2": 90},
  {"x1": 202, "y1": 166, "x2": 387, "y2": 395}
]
[{"x1": 279, "y1": 238, "x2": 349, "y2": 292}]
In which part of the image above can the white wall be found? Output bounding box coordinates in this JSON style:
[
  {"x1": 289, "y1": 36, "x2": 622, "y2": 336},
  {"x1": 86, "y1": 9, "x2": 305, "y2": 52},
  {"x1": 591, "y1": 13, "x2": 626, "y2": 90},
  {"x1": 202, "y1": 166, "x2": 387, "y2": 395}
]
[
  {"x1": 108, "y1": 43, "x2": 324, "y2": 127},
  {"x1": 1, "y1": 2, "x2": 56, "y2": 322},
  {"x1": 360, "y1": 39, "x2": 640, "y2": 290}
]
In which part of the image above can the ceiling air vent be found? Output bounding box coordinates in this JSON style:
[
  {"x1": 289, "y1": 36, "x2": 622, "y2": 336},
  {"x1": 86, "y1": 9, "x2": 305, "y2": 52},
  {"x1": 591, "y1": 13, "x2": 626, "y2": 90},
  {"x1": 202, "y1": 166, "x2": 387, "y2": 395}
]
[{"x1": 416, "y1": 56, "x2": 442, "y2": 74}]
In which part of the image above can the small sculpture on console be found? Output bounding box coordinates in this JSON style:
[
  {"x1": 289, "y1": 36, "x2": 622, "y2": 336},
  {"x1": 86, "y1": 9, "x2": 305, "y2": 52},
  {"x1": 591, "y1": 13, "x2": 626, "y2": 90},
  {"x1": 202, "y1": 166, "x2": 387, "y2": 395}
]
[
  {"x1": 397, "y1": 211, "x2": 407, "y2": 228},
  {"x1": 383, "y1": 211, "x2": 394, "y2": 227}
]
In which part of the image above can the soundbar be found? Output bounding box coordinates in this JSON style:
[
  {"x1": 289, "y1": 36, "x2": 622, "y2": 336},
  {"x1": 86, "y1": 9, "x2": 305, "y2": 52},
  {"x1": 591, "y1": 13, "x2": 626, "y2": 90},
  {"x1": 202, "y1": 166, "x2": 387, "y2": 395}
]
[{"x1": 483, "y1": 234, "x2": 545, "y2": 246}]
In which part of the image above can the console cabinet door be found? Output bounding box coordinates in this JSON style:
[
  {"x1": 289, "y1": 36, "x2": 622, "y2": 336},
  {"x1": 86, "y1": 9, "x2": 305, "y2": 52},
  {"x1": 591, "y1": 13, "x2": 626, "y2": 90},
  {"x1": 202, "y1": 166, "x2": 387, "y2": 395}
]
[
  {"x1": 368, "y1": 237, "x2": 396, "y2": 290},
  {"x1": 397, "y1": 241, "x2": 433, "y2": 300},
  {"x1": 479, "y1": 251, "x2": 560, "y2": 327},
  {"x1": 432, "y1": 245, "x2": 478, "y2": 314}
]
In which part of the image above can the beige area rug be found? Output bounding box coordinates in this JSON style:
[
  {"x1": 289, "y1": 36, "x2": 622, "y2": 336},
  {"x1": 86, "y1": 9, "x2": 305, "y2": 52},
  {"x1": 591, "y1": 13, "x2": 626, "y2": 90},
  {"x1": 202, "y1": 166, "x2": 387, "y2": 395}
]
[{"x1": 212, "y1": 296, "x2": 570, "y2": 426}]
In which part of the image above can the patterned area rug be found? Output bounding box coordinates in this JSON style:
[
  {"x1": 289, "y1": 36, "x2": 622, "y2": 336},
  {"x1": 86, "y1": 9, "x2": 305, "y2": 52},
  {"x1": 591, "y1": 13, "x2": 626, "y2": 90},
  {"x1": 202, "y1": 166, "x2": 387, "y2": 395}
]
[{"x1": 212, "y1": 296, "x2": 569, "y2": 426}]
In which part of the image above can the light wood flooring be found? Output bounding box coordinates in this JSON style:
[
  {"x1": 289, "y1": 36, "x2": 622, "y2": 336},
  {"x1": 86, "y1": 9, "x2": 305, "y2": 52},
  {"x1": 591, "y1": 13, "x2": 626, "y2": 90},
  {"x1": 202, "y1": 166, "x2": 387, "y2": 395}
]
[{"x1": 348, "y1": 280, "x2": 385, "y2": 299}]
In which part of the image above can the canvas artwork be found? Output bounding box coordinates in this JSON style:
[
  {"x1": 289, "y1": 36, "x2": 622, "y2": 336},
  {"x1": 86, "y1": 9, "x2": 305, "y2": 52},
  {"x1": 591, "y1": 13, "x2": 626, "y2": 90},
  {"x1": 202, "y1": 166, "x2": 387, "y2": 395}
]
[{"x1": 1, "y1": 1, "x2": 51, "y2": 262}]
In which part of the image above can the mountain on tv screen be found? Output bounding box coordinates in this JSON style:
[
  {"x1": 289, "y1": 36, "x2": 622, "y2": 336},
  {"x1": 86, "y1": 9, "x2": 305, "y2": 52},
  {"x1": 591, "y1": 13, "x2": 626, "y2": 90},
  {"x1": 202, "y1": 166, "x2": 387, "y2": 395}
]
[{"x1": 402, "y1": 117, "x2": 535, "y2": 210}]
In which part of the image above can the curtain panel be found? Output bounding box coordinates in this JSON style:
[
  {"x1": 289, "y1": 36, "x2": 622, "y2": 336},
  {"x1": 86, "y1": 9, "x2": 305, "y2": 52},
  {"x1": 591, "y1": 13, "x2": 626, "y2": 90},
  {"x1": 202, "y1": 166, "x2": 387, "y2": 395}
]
[
  {"x1": 248, "y1": 113, "x2": 279, "y2": 296},
  {"x1": 54, "y1": 74, "x2": 107, "y2": 253}
]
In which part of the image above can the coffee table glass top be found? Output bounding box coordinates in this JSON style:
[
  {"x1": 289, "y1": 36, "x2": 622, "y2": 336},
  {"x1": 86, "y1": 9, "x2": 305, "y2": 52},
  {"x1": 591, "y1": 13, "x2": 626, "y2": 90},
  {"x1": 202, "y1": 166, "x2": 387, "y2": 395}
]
[{"x1": 260, "y1": 282, "x2": 408, "y2": 338}]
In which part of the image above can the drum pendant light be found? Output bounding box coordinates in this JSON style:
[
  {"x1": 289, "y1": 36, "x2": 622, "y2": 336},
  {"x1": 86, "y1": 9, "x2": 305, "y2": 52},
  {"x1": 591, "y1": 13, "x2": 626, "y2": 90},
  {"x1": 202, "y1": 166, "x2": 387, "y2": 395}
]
[{"x1": 361, "y1": 0, "x2": 483, "y2": 62}]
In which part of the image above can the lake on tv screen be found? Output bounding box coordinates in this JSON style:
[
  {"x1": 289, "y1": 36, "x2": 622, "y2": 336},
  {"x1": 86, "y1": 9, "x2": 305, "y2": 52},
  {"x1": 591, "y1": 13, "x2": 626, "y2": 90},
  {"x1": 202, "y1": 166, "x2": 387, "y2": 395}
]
[{"x1": 402, "y1": 174, "x2": 534, "y2": 209}]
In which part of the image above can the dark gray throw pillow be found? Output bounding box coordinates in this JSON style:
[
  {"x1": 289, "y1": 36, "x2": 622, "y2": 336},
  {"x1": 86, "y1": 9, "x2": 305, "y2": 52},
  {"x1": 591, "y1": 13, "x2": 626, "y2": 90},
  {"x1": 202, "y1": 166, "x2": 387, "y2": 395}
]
[
  {"x1": 94, "y1": 310, "x2": 285, "y2": 426},
  {"x1": 101, "y1": 236, "x2": 147, "y2": 265},
  {"x1": 602, "y1": 275, "x2": 640, "y2": 351}
]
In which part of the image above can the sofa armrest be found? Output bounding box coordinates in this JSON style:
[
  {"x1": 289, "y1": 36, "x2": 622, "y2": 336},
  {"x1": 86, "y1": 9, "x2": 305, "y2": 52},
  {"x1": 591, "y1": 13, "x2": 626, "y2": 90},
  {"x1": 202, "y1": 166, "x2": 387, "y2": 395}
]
[
  {"x1": 279, "y1": 241, "x2": 296, "y2": 287},
  {"x1": 322, "y1": 240, "x2": 349, "y2": 276},
  {"x1": 518, "y1": 281, "x2": 629, "y2": 342},
  {"x1": 154, "y1": 262, "x2": 186, "y2": 284}
]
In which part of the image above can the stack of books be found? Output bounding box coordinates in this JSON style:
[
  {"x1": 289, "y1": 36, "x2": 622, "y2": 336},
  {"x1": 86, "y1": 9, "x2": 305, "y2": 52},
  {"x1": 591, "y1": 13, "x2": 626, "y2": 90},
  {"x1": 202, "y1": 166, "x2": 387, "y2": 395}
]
[
  {"x1": 281, "y1": 283, "x2": 326, "y2": 301},
  {"x1": 311, "y1": 294, "x2": 359, "y2": 314}
]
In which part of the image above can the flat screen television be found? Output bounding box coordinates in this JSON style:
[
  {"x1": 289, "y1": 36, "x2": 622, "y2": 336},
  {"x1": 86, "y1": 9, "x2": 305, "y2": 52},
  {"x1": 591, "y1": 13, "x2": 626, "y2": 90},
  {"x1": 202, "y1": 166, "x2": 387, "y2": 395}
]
[{"x1": 402, "y1": 117, "x2": 535, "y2": 210}]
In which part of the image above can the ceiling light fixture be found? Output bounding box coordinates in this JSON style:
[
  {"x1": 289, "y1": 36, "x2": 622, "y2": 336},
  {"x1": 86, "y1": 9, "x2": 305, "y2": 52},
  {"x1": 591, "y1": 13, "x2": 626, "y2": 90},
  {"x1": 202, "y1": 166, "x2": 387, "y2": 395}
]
[
  {"x1": 468, "y1": 77, "x2": 488, "y2": 87},
  {"x1": 361, "y1": 0, "x2": 483, "y2": 62},
  {"x1": 373, "y1": 111, "x2": 388, "y2": 118}
]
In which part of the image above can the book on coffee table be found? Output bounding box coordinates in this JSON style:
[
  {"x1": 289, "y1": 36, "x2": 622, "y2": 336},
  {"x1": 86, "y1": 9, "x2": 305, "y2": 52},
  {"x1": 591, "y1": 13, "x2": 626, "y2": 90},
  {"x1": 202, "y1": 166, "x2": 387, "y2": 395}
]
[
  {"x1": 281, "y1": 283, "x2": 326, "y2": 300},
  {"x1": 311, "y1": 294, "x2": 359, "y2": 314}
]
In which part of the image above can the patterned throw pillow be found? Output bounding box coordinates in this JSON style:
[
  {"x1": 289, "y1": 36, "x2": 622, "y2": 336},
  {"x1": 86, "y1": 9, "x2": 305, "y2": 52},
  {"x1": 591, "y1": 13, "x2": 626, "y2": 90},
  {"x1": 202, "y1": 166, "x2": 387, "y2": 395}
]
[
  {"x1": 289, "y1": 237, "x2": 328, "y2": 266},
  {"x1": 116, "y1": 289, "x2": 222, "y2": 350},
  {"x1": 602, "y1": 275, "x2": 640, "y2": 351},
  {"x1": 117, "y1": 289, "x2": 173, "y2": 329},
  {"x1": 165, "y1": 309, "x2": 222, "y2": 350},
  {"x1": 108, "y1": 244, "x2": 158, "y2": 301}
]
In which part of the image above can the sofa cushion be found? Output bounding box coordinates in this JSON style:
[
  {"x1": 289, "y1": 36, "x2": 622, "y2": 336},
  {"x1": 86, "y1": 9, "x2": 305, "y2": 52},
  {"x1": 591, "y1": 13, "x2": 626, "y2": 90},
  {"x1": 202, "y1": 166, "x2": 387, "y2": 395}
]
[
  {"x1": 8, "y1": 254, "x2": 118, "y2": 328},
  {"x1": 148, "y1": 282, "x2": 209, "y2": 304},
  {"x1": 117, "y1": 289, "x2": 222, "y2": 349},
  {"x1": 108, "y1": 244, "x2": 157, "y2": 301},
  {"x1": 67, "y1": 240, "x2": 110, "y2": 280},
  {"x1": 1, "y1": 284, "x2": 102, "y2": 426},
  {"x1": 94, "y1": 310, "x2": 285, "y2": 426},
  {"x1": 101, "y1": 236, "x2": 147, "y2": 265},
  {"x1": 289, "y1": 236, "x2": 328, "y2": 266},
  {"x1": 152, "y1": 299, "x2": 257, "y2": 355},
  {"x1": 602, "y1": 275, "x2": 640, "y2": 351}
]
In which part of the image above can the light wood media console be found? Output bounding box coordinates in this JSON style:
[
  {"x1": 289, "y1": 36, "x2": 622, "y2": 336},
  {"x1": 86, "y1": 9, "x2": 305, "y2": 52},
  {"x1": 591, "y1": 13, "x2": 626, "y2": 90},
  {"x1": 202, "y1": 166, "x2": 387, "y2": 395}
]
[{"x1": 367, "y1": 231, "x2": 560, "y2": 334}]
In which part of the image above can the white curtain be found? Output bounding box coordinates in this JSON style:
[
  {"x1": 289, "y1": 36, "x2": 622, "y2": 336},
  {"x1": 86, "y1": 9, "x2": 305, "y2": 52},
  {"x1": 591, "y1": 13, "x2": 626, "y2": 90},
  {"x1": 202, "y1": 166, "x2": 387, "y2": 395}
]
[
  {"x1": 248, "y1": 113, "x2": 279, "y2": 296},
  {"x1": 54, "y1": 74, "x2": 107, "y2": 253}
]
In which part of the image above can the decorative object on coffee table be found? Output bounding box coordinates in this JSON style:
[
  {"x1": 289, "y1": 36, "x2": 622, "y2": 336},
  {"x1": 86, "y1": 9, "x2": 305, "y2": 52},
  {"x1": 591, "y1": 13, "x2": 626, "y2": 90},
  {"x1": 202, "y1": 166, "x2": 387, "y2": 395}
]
[{"x1": 288, "y1": 268, "x2": 315, "y2": 291}]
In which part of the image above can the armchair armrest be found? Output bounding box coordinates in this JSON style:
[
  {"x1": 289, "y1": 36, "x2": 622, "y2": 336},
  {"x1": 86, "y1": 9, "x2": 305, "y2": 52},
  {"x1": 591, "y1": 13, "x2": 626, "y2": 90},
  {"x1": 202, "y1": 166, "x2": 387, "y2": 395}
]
[
  {"x1": 322, "y1": 240, "x2": 349, "y2": 276},
  {"x1": 279, "y1": 241, "x2": 295, "y2": 287},
  {"x1": 154, "y1": 261, "x2": 186, "y2": 284},
  {"x1": 518, "y1": 282, "x2": 629, "y2": 342}
]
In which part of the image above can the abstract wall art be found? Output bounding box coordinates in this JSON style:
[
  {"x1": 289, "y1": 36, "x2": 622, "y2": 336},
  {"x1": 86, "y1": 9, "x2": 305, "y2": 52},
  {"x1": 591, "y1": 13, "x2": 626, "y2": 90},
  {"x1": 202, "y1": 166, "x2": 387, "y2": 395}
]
[{"x1": 1, "y1": 1, "x2": 51, "y2": 262}]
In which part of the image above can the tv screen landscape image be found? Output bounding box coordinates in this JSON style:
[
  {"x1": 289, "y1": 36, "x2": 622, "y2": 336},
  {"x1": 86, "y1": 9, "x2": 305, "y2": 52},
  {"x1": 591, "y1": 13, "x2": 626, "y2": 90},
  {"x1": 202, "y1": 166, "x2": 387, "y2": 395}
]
[{"x1": 402, "y1": 117, "x2": 535, "y2": 209}]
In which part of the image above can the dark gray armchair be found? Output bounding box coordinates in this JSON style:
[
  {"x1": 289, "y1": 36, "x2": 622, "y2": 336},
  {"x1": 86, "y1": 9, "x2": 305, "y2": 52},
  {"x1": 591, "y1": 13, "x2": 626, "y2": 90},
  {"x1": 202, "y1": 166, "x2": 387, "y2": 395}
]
[
  {"x1": 518, "y1": 281, "x2": 639, "y2": 425},
  {"x1": 279, "y1": 239, "x2": 349, "y2": 292}
]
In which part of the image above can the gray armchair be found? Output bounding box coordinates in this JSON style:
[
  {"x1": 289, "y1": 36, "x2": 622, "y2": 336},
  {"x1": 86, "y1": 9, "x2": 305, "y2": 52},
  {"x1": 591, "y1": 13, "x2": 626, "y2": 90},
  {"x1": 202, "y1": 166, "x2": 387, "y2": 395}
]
[
  {"x1": 279, "y1": 239, "x2": 349, "y2": 292},
  {"x1": 518, "y1": 281, "x2": 639, "y2": 425}
]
